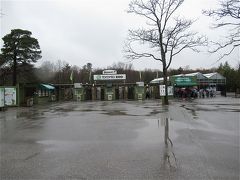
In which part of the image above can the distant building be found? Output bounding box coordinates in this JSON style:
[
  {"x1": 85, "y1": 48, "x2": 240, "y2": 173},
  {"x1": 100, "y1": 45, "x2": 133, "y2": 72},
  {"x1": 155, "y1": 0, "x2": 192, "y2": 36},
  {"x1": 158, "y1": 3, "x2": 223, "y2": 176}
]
[{"x1": 150, "y1": 72, "x2": 226, "y2": 90}]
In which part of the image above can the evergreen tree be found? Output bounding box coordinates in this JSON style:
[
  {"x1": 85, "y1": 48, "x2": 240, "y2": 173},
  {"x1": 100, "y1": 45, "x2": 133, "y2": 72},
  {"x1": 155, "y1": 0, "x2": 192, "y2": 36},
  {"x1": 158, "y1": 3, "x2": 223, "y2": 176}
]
[
  {"x1": 217, "y1": 61, "x2": 238, "y2": 92},
  {"x1": 1, "y1": 29, "x2": 41, "y2": 85}
]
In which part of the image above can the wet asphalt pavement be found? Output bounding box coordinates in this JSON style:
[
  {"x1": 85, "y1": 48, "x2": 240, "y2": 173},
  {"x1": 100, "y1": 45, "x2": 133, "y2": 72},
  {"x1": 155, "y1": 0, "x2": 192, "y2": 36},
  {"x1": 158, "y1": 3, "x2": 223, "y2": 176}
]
[{"x1": 0, "y1": 97, "x2": 239, "y2": 180}]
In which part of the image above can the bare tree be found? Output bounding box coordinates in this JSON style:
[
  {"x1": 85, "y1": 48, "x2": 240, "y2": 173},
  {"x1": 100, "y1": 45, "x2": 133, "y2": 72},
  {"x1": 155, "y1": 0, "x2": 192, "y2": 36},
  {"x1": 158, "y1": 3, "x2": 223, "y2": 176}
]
[
  {"x1": 203, "y1": 0, "x2": 240, "y2": 60},
  {"x1": 36, "y1": 60, "x2": 56, "y2": 83},
  {"x1": 125, "y1": 0, "x2": 207, "y2": 105}
]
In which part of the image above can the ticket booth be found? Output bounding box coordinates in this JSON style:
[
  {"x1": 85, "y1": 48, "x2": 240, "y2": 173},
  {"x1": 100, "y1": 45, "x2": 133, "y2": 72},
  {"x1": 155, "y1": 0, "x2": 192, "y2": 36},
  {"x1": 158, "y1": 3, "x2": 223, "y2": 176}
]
[
  {"x1": 105, "y1": 83, "x2": 116, "y2": 101},
  {"x1": 135, "y1": 82, "x2": 145, "y2": 100},
  {"x1": 94, "y1": 70, "x2": 126, "y2": 101},
  {"x1": 74, "y1": 83, "x2": 85, "y2": 101},
  {"x1": 115, "y1": 86, "x2": 124, "y2": 100}
]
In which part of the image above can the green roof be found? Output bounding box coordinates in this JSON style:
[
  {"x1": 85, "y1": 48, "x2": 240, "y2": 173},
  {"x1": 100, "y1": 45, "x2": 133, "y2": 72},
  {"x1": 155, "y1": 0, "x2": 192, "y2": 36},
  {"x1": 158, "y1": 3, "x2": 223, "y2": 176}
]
[{"x1": 40, "y1": 84, "x2": 55, "y2": 90}]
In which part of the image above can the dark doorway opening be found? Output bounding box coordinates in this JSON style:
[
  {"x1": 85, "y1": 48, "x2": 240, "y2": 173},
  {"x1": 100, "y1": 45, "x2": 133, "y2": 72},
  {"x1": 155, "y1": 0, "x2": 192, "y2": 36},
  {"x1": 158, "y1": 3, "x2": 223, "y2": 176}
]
[
  {"x1": 101, "y1": 88, "x2": 105, "y2": 100},
  {"x1": 128, "y1": 86, "x2": 135, "y2": 100},
  {"x1": 115, "y1": 87, "x2": 119, "y2": 100},
  {"x1": 85, "y1": 86, "x2": 92, "y2": 100}
]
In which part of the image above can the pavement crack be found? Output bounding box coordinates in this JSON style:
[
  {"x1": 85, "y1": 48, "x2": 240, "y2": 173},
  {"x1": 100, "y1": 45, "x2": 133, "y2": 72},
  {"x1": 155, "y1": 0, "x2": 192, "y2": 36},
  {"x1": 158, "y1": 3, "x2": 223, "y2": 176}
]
[{"x1": 24, "y1": 152, "x2": 40, "y2": 160}]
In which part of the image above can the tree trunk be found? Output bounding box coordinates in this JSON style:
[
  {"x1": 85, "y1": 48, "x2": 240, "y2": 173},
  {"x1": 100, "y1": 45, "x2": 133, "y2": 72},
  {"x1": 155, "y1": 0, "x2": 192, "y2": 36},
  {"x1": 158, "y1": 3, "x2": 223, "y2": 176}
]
[
  {"x1": 12, "y1": 54, "x2": 17, "y2": 86},
  {"x1": 164, "y1": 117, "x2": 169, "y2": 146},
  {"x1": 162, "y1": 65, "x2": 169, "y2": 105}
]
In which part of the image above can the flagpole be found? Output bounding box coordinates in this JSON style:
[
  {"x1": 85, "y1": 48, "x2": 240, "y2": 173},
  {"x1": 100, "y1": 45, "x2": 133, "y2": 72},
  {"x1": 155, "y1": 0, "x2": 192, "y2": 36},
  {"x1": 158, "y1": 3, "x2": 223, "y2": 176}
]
[{"x1": 70, "y1": 70, "x2": 73, "y2": 84}]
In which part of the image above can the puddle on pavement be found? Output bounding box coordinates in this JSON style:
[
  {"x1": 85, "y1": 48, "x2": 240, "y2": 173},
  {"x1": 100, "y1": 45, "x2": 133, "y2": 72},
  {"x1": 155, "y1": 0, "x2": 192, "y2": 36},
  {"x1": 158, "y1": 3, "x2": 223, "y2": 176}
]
[
  {"x1": 51, "y1": 107, "x2": 73, "y2": 112},
  {"x1": 194, "y1": 98, "x2": 240, "y2": 112},
  {"x1": 36, "y1": 140, "x2": 77, "y2": 152},
  {"x1": 195, "y1": 105, "x2": 240, "y2": 112},
  {"x1": 180, "y1": 104, "x2": 198, "y2": 119},
  {"x1": 101, "y1": 110, "x2": 128, "y2": 116},
  {"x1": 136, "y1": 115, "x2": 176, "y2": 143},
  {"x1": 17, "y1": 110, "x2": 45, "y2": 120},
  {"x1": 146, "y1": 109, "x2": 166, "y2": 116},
  {"x1": 134, "y1": 118, "x2": 164, "y2": 146}
]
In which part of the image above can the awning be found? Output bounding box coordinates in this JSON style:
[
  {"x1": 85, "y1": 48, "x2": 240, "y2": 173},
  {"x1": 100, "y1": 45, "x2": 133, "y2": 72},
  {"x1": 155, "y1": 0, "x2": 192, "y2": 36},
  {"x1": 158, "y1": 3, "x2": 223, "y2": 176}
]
[
  {"x1": 40, "y1": 84, "x2": 55, "y2": 90},
  {"x1": 150, "y1": 77, "x2": 170, "y2": 84}
]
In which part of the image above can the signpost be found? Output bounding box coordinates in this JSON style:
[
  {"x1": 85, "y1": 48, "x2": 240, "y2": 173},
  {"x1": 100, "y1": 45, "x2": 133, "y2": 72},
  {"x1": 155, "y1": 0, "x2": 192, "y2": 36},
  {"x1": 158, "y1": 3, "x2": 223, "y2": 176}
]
[
  {"x1": 136, "y1": 82, "x2": 144, "y2": 87},
  {"x1": 94, "y1": 70, "x2": 126, "y2": 81},
  {"x1": 74, "y1": 83, "x2": 82, "y2": 88},
  {"x1": 160, "y1": 85, "x2": 166, "y2": 96},
  {"x1": 168, "y1": 86, "x2": 173, "y2": 96},
  {"x1": 159, "y1": 85, "x2": 173, "y2": 96}
]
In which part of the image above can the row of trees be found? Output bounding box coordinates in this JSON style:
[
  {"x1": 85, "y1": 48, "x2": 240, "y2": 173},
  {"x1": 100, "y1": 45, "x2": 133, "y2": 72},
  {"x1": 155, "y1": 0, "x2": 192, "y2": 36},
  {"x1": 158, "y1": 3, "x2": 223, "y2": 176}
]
[
  {"x1": 1, "y1": 57, "x2": 239, "y2": 92},
  {"x1": 0, "y1": 60, "x2": 156, "y2": 85}
]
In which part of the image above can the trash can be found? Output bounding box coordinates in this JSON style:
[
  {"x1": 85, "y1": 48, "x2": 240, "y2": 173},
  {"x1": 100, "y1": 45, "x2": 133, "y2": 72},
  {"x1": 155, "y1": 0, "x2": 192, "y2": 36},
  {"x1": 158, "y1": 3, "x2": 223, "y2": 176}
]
[
  {"x1": 26, "y1": 97, "x2": 34, "y2": 107},
  {"x1": 50, "y1": 95, "x2": 56, "y2": 101}
]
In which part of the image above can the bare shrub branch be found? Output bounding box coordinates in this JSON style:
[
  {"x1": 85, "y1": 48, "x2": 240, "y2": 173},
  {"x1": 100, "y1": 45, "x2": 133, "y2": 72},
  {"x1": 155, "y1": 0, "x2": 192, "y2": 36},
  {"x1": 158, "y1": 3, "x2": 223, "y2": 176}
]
[{"x1": 203, "y1": 0, "x2": 240, "y2": 60}]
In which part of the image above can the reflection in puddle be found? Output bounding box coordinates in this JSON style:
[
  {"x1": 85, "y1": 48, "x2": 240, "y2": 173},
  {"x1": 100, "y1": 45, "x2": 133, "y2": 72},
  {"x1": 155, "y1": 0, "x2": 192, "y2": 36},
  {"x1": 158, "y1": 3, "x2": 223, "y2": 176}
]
[
  {"x1": 142, "y1": 116, "x2": 178, "y2": 170},
  {"x1": 180, "y1": 104, "x2": 198, "y2": 119},
  {"x1": 101, "y1": 110, "x2": 128, "y2": 116},
  {"x1": 17, "y1": 110, "x2": 45, "y2": 120},
  {"x1": 36, "y1": 140, "x2": 77, "y2": 152},
  {"x1": 162, "y1": 146, "x2": 177, "y2": 169}
]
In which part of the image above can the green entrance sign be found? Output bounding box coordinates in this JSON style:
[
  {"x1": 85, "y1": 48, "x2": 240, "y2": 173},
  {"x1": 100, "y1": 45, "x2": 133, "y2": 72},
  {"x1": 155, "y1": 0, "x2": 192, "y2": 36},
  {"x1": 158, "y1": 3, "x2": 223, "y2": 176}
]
[{"x1": 172, "y1": 76, "x2": 197, "y2": 86}]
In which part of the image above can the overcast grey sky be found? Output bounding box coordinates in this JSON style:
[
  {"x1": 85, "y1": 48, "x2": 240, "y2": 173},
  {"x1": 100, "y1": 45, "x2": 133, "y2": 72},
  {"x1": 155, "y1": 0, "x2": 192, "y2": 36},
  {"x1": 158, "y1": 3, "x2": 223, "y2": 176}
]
[{"x1": 1, "y1": 0, "x2": 239, "y2": 70}]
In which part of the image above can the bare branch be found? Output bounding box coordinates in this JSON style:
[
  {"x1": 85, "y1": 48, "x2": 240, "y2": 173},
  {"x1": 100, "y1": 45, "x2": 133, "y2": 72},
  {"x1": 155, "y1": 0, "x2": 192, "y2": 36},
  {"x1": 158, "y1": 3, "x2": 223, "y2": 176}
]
[
  {"x1": 128, "y1": 0, "x2": 157, "y2": 22},
  {"x1": 124, "y1": 41, "x2": 162, "y2": 61},
  {"x1": 209, "y1": 34, "x2": 240, "y2": 58},
  {"x1": 166, "y1": 46, "x2": 174, "y2": 69},
  {"x1": 203, "y1": 0, "x2": 240, "y2": 20},
  {"x1": 128, "y1": 29, "x2": 159, "y2": 46},
  {"x1": 213, "y1": 22, "x2": 240, "y2": 28},
  {"x1": 203, "y1": 0, "x2": 240, "y2": 59},
  {"x1": 125, "y1": 0, "x2": 206, "y2": 72},
  {"x1": 161, "y1": 0, "x2": 184, "y2": 34}
]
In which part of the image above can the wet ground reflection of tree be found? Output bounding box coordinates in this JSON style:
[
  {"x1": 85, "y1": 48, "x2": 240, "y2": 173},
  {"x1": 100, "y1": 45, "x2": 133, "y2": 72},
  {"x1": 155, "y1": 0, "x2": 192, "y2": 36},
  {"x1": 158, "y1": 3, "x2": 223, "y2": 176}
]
[{"x1": 161, "y1": 106, "x2": 177, "y2": 168}]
